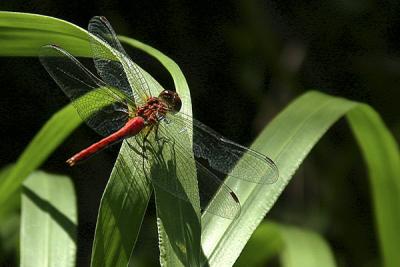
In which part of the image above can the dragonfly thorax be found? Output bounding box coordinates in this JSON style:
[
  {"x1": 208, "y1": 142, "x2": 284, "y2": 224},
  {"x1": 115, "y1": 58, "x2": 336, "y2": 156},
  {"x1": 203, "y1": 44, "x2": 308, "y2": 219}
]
[
  {"x1": 136, "y1": 90, "x2": 181, "y2": 125},
  {"x1": 136, "y1": 97, "x2": 169, "y2": 125}
]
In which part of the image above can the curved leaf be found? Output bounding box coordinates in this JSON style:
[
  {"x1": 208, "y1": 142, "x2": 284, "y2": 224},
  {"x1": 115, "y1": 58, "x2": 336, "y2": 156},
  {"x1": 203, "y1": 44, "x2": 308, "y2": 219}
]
[
  {"x1": 0, "y1": 12, "x2": 91, "y2": 218},
  {"x1": 236, "y1": 222, "x2": 336, "y2": 267},
  {"x1": 202, "y1": 91, "x2": 400, "y2": 267},
  {"x1": 0, "y1": 105, "x2": 81, "y2": 218},
  {"x1": 0, "y1": 11, "x2": 90, "y2": 56},
  {"x1": 278, "y1": 223, "x2": 336, "y2": 267}
]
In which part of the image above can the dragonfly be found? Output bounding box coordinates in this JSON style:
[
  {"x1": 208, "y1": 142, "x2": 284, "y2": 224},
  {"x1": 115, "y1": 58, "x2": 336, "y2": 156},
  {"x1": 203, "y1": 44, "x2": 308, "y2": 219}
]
[{"x1": 39, "y1": 16, "x2": 278, "y2": 219}]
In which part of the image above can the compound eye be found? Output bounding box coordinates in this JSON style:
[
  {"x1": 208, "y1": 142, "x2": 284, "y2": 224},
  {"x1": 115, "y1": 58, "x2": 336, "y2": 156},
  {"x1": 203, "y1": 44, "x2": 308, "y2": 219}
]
[
  {"x1": 172, "y1": 94, "x2": 182, "y2": 113},
  {"x1": 159, "y1": 90, "x2": 182, "y2": 113}
]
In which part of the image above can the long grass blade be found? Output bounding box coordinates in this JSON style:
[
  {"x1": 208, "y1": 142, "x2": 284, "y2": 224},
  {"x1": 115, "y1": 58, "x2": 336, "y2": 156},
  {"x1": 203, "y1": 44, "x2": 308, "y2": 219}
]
[
  {"x1": 20, "y1": 171, "x2": 77, "y2": 267},
  {"x1": 202, "y1": 91, "x2": 400, "y2": 267},
  {"x1": 0, "y1": 105, "x2": 81, "y2": 218}
]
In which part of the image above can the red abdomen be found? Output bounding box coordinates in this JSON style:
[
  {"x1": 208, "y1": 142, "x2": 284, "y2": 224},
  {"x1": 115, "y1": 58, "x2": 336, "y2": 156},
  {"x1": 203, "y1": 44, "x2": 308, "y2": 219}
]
[{"x1": 66, "y1": 116, "x2": 145, "y2": 166}]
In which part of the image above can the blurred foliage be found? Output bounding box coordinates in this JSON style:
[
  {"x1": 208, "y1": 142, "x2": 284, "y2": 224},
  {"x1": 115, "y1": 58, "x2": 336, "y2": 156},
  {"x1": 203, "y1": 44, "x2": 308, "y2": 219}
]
[
  {"x1": 0, "y1": 1, "x2": 399, "y2": 267},
  {"x1": 236, "y1": 222, "x2": 336, "y2": 267}
]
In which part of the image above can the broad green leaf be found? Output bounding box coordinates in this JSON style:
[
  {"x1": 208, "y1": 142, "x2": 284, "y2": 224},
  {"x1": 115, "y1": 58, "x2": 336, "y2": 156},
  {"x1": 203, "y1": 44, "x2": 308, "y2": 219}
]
[
  {"x1": 202, "y1": 91, "x2": 400, "y2": 267},
  {"x1": 0, "y1": 11, "x2": 90, "y2": 56},
  {"x1": 236, "y1": 222, "x2": 336, "y2": 267},
  {"x1": 278, "y1": 224, "x2": 336, "y2": 267},
  {"x1": 347, "y1": 105, "x2": 400, "y2": 267},
  {"x1": 20, "y1": 171, "x2": 77, "y2": 267}
]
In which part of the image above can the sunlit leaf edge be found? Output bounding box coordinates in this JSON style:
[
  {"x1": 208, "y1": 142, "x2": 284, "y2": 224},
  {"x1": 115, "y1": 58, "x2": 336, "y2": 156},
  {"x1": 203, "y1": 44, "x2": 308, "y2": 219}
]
[{"x1": 202, "y1": 91, "x2": 400, "y2": 267}]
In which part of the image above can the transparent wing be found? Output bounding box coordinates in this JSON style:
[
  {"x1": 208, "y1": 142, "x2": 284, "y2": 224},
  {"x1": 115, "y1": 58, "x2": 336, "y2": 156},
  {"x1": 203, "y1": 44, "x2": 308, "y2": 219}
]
[
  {"x1": 39, "y1": 44, "x2": 132, "y2": 136},
  {"x1": 88, "y1": 16, "x2": 151, "y2": 106},
  {"x1": 136, "y1": 124, "x2": 241, "y2": 219},
  {"x1": 149, "y1": 112, "x2": 278, "y2": 219},
  {"x1": 165, "y1": 113, "x2": 279, "y2": 184},
  {"x1": 195, "y1": 159, "x2": 241, "y2": 219}
]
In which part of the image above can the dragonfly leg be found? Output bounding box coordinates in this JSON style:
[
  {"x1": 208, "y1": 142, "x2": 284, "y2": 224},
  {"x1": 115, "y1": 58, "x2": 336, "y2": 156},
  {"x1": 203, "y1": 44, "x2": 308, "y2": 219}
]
[
  {"x1": 153, "y1": 124, "x2": 165, "y2": 143},
  {"x1": 153, "y1": 124, "x2": 173, "y2": 146},
  {"x1": 143, "y1": 125, "x2": 154, "y2": 144},
  {"x1": 126, "y1": 139, "x2": 148, "y2": 160},
  {"x1": 154, "y1": 124, "x2": 160, "y2": 139}
]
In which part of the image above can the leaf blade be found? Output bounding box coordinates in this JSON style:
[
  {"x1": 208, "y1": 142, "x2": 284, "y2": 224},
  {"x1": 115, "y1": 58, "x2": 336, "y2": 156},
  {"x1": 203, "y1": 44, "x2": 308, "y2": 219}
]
[
  {"x1": 278, "y1": 224, "x2": 336, "y2": 267},
  {"x1": 0, "y1": 105, "x2": 81, "y2": 218},
  {"x1": 91, "y1": 37, "x2": 201, "y2": 267},
  {"x1": 0, "y1": 11, "x2": 90, "y2": 56},
  {"x1": 202, "y1": 91, "x2": 400, "y2": 267},
  {"x1": 347, "y1": 105, "x2": 400, "y2": 267},
  {"x1": 20, "y1": 171, "x2": 77, "y2": 267},
  {"x1": 236, "y1": 222, "x2": 337, "y2": 267}
]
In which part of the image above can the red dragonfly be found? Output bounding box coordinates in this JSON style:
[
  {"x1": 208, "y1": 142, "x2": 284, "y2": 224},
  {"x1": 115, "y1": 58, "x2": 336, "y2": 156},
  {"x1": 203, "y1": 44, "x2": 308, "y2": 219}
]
[{"x1": 39, "y1": 16, "x2": 278, "y2": 219}]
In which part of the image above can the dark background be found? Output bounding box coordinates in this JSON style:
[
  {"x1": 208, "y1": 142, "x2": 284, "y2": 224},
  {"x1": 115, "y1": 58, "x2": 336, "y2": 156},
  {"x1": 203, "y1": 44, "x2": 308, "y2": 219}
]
[{"x1": 1, "y1": 1, "x2": 399, "y2": 266}]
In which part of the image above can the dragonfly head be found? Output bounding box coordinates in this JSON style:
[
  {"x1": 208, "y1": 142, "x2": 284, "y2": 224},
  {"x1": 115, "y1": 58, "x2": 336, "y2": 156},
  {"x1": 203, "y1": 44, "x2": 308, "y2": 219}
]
[{"x1": 158, "y1": 90, "x2": 182, "y2": 113}]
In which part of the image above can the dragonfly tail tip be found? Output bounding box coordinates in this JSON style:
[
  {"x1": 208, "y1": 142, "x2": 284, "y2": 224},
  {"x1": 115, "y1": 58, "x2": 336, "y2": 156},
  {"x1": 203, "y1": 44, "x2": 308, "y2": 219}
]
[{"x1": 66, "y1": 158, "x2": 76, "y2": 167}]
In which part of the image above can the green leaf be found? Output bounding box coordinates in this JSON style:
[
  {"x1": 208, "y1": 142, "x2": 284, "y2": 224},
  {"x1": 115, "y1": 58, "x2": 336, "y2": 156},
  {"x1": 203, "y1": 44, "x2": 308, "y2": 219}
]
[
  {"x1": 278, "y1": 223, "x2": 336, "y2": 267},
  {"x1": 0, "y1": 105, "x2": 81, "y2": 218},
  {"x1": 119, "y1": 36, "x2": 202, "y2": 267},
  {"x1": 0, "y1": 165, "x2": 20, "y2": 261},
  {"x1": 1, "y1": 11, "x2": 399, "y2": 267},
  {"x1": 235, "y1": 222, "x2": 283, "y2": 267},
  {"x1": 202, "y1": 91, "x2": 400, "y2": 267},
  {"x1": 236, "y1": 222, "x2": 336, "y2": 267},
  {"x1": 0, "y1": 11, "x2": 90, "y2": 56},
  {"x1": 0, "y1": 11, "x2": 202, "y2": 267},
  {"x1": 91, "y1": 37, "x2": 201, "y2": 267},
  {"x1": 20, "y1": 171, "x2": 77, "y2": 267},
  {"x1": 0, "y1": 11, "x2": 89, "y2": 218},
  {"x1": 347, "y1": 105, "x2": 400, "y2": 267}
]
